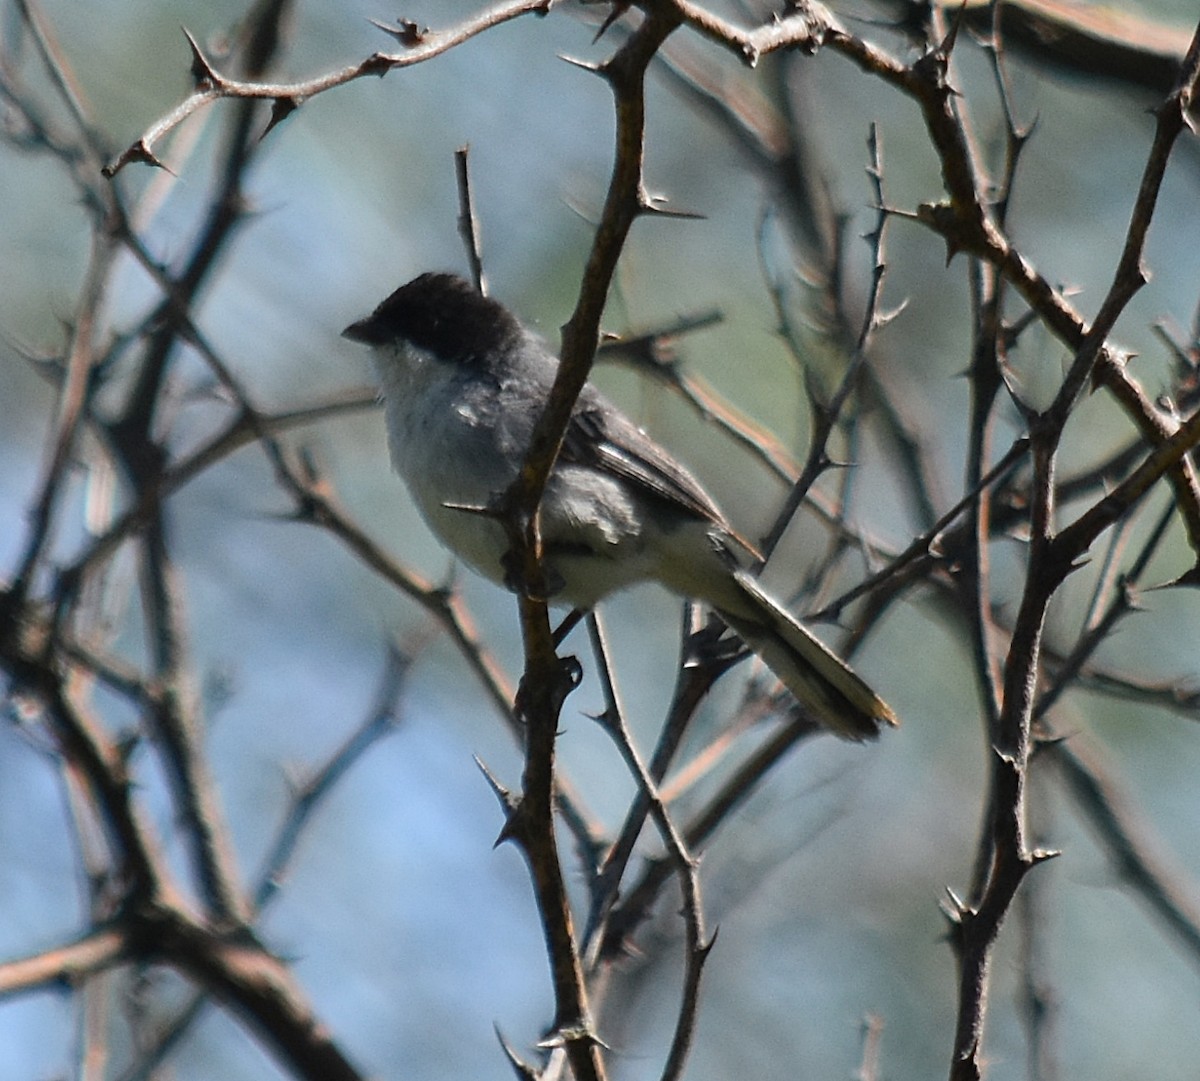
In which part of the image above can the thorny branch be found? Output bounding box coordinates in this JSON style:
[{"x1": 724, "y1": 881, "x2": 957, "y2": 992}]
[
  {"x1": 585, "y1": 613, "x2": 711, "y2": 1081},
  {"x1": 101, "y1": 0, "x2": 556, "y2": 176},
  {"x1": 496, "y1": 15, "x2": 683, "y2": 1080}
]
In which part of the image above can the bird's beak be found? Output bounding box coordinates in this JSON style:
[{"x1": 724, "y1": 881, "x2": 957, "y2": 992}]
[{"x1": 341, "y1": 317, "x2": 377, "y2": 344}]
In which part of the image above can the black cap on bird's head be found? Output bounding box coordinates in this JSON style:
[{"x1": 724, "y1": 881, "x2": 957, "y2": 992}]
[{"x1": 342, "y1": 272, "x2": 522, "y2": 363}]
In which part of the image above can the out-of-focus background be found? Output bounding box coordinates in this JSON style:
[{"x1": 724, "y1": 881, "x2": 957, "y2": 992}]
[{"x1": 3, "y1": 1, "x2": 1200, "y2": 1078}]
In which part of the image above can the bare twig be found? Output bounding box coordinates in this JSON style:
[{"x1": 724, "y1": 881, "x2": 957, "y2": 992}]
[
  {"x1": 501, "y1": 14, "x2": 687, "y2": 1076},
  {"x1": 455, "y1": 145, "x2": 489, "y2": 296},
  {"x1": 856, "y1": 1014, "x2": 885, "y2": 1081},
  {"x1": 601, "y1": 703, "x2": 820, "y2": 959},
  {"x1": 254, "y1": 640, "x2": 417, "y2": 909},
  {"x1": 582, "y1": 609, "x2": 731, "y2": 955},
  {"x1": 1044, "y1": 736, "x2": 1200, "y2": 968},
  {"x1": 598, "y1": 311, "x2": 801, "y2": 481},
  {"x1": 11, "y1": 231, "x2": 119, "y2": 604},
  {"x1": 0, "y1": 926, "x2": 126, "y2": 998},
  {"x1": 758, "y1": 123, "x2": 894, "y2": 564},
  {"x1": 586, "y1": 613, "x2": 711, "y2": 1081},
  {"x1": 102, "y1": 0, "x2": 556, "y2": 176}
]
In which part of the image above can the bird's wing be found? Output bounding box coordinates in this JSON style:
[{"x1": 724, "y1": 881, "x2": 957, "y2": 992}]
[
  {"x1": 562, "y1": 398, "x2": 761, "y2": 559},
  {"x1": 563, "y1": 402, "x2": 718, "y2": 520}
]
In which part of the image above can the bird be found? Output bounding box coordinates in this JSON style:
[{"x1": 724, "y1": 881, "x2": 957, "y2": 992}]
[{"x1": 343, "y1": 272, "x2": 895, "y2": 740}]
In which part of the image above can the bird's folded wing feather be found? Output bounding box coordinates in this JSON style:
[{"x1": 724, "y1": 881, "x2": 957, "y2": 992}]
[{"x1": 562, "y1": 402, "x2": 762, "y2": 559}]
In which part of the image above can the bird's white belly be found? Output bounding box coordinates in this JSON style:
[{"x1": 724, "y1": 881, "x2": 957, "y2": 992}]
[{"x1": 390, "y1": 395, "x2": 517, "y2": 587}]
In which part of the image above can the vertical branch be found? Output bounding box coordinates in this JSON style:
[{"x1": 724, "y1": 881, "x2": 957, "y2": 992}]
[
  {"x1": 455, "y1": 144, "x2": 489, "y2": 295},
  {"x1": 958, "y1": 9, "x2": 1032, "y2": 895},
  {"x1": 758, "y1": 122, "x2": 895, "y2": 564},
  {"x1": 1015, "y1": 775, "x2": 1060, "y2": 1081},
  {"x1": 1045, "y1": 19, "x2": 1200, "y2": 431},
  {"x1": 946, "y1": 426, "x2": 1060, "y2": 1081},
  {"x1": 11, "y1": 229, "x2": 119, "y2": 603},
  {"x1": 499, "y1": 14, "x2": 682, "y2": 1081},
  {"x1": 139, "y1": 523, "x2": 248, "y2": 923},
  {"x1": 103, "y1": 0, "x2": 298, "y2": 927}
]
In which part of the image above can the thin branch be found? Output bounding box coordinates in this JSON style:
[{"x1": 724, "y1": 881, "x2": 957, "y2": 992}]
[
  {"x1": 812, "y1": 436, "x2": 1030, "y2": 624},
  {"x1": 12, "y1": 0, "x2": 108, "y2": 168},
  {"x1": 586, "y1": 614, "x2": 711, "y2": 1081},
  {"x1": 102, "y1": 0, "x2": 556, "y2": 176},
  {"x1": 1036, "y1": 501, "x2": 1175, "y2": 721},
  {"x1": 109, "y1": 642, "x2": 418, "y2": 1081},
  {"x1": 597, "y1": 312, "x2": 801, "y2": 482},
  {"x1": 1054, "y1": 401, "x2": 1200, "y2": 560},
  {"x1": 583, "y1": 609, "x2": 729, "y2": 955},
  {"x1": 826, "y1": 15, "x2": 1200, "y2": 554},
  {"x1": 498, "y1": 15, "x2": 683, "y2": 1081},
  {"x1": 1044, "y1": 737, "x2": 1200, "y2": 969},
  {"x1": 1044, "y1": 22, "x2": 1200, "y2": 434},
  {"x1": 11, "y1": 229, "x2": 119, "y2": 604},
  {"x1": 455, "y1": 145, "x2": 489, "y2": 296},
  {"x1": 601, "y1": 704, "x2": 820, "y2": 959},
  {"x1": 758, "y1": 122, "x2": 894, "y2": 564},
  {"x1": 138, "y1": 514, "x2": 248, "y2": 924},
  {"x1": 0, "y1": 926, "x2": 126, "y2": 998},
  {"x1": 254, "y1": 641, "x2": 416, "y2": 909}
]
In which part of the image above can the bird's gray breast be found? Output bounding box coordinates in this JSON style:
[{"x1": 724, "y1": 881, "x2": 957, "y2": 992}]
[{"x1": 379, "y1": 350, "x2": 521, "y2": 584}]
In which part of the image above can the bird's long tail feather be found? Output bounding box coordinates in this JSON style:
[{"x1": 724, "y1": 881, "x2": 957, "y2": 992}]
[{"x1": 716, "y1": 571, "x2": 897, "y2": 741}]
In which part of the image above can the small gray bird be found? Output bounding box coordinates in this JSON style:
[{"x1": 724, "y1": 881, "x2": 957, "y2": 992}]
[{"x1": 343, "y1": 272, "x2": 895, "y2": 740}]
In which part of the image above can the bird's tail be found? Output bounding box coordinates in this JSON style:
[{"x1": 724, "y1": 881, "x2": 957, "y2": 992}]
[{"x1": 716, "y1": 570, "x2": 897, "y2": 741}]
